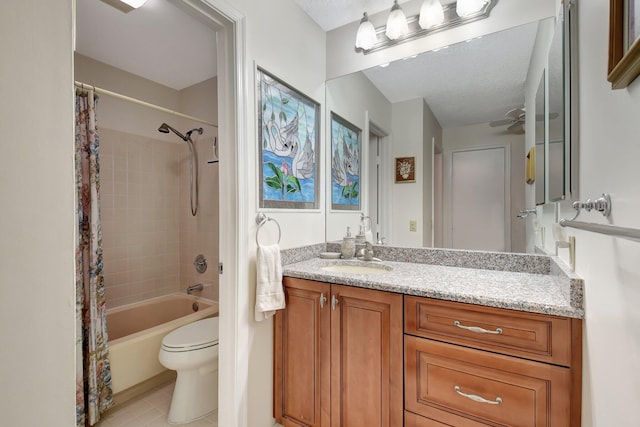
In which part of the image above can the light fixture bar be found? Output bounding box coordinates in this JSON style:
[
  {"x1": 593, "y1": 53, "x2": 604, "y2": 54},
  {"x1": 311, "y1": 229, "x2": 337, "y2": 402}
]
[{"x1": 358, "y1": 0, "x2": 497, "y2": 54}]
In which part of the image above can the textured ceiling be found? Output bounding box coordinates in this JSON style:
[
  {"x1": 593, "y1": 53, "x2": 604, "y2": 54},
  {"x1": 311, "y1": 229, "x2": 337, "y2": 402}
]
[
  {"x1": 76, "y1": 0, "x2": 217, "y2": 90},
  {"x1": 361, "y1": 21, "x2": 538, "y2": 128}
]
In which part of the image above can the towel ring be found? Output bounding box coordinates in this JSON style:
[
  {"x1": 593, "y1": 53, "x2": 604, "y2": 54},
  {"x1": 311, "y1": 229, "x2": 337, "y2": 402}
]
[{"x1": 255, "y1": 213, "x2": 281, "y2": 246}]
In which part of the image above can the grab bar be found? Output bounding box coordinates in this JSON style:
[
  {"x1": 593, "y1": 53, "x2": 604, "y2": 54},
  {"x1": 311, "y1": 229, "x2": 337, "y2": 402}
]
[
  {"x1": 255, "y1": 213, "x2": 282, "y2": 246},
  {"x1": 559, "y1": 219, "x2": 640, "y2": 242}
]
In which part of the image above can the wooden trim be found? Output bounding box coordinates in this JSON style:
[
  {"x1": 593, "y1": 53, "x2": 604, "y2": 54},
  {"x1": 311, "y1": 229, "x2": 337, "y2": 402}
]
[
  {"x1": 570, "y1": 318, "x2": 583, "y2": 427},
  {"x1": 273, "y1": 304, "x2": 283, "y2": 421},
  {"x1": 608, "y1": 0, "x2": 640, "y2": 88},
  {"x1": 608, "y1": 0, "x2": 625, "y2": 74}
]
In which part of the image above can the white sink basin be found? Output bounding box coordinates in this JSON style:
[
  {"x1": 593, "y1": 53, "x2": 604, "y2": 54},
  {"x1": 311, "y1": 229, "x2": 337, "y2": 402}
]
[{"x1": 321, "y1": 263, "x2": 392, "y2": 275}]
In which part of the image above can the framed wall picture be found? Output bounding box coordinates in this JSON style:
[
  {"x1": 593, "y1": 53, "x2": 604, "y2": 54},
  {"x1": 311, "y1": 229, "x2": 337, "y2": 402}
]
[
  {"x1": 257, "y1": 67, "x2": 320, "y2": 209},
  {"x1": 330, "y1": 112, "x2": 361, "y2": 210},
  {"x1": 608, "y1": 0, "x2": 640, "y2": 88},
  {"x1": 395, "y1": 157, "x2": 416, "y2": 183}
]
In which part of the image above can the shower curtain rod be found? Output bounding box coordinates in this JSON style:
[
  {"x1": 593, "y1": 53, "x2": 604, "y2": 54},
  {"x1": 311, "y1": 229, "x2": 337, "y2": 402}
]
[{"x1": 74, "y1": 81, "x2": 218, "y2": 128}]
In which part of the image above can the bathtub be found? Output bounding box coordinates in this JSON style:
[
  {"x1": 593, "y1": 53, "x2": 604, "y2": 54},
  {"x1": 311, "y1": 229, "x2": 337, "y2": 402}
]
[{"x1": 107, "y1": 293, "x2": 219, "y2": 396}]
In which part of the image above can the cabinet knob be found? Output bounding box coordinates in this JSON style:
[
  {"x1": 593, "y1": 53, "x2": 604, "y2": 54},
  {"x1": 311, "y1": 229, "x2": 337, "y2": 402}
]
[
  {"x1": 331, "y1": 294, "x2": 339, "y2": 310},
  {"x1": 320, "y1": 293, "x2": 327, "y2": 308}
]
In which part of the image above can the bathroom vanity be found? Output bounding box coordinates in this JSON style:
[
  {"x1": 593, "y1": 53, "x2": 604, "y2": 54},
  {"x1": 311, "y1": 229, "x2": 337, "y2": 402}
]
[{"x1": 274, "y1": 245, "x2": 583, "y2": 427}]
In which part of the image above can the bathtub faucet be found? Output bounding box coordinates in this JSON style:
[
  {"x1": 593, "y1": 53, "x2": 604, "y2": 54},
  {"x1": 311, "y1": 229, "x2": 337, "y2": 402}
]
[{"x1": 187, "y1": 283, "x2": 204, "y2": 294}]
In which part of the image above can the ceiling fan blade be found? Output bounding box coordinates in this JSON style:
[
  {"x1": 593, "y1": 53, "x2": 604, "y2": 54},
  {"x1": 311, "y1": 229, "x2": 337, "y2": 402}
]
[
  {"x1": 507, "y1": 122, "x2": 525, "y2": 134},
  {"x1": 506, "y1": 107, "x2": 525, "y2": 118},
  {"x1": 489, "y1": 118, "x2": 513, "y2": 127}
]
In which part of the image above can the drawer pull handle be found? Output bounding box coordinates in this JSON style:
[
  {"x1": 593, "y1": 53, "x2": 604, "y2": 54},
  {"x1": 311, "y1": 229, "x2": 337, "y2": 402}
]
[
  {"x1": 320, "y1": 293, "x2": 327, "y2": 308},
  {"x1": 454, "y1": 320, "x2": 503, "y2": 335},
  {"x1": 454, "y1": 386, "x2": 503, "y2": 405}
]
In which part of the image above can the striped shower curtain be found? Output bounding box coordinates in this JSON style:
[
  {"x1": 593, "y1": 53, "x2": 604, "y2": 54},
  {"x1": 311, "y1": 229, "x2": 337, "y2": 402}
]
[{"x1": 75, "y1": 90, "x2": 114, "y2": 426}]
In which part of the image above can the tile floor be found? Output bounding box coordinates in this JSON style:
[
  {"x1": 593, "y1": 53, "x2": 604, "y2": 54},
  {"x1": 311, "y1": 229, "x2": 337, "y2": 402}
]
[{"x1": 96, "y1": 381, "x2": 218, "y2": 427}]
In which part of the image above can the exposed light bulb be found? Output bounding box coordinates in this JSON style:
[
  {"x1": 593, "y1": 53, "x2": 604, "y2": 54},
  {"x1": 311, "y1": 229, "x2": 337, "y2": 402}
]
[
  {"x1": 120, "y1": 0, "x2": 148, "y2": 8},
  {"x1": 355, "y1": 12, "x2": 377, "y2": 50},
  {"x1": 419, "y1": 0, "x2": 445, "y2": 29},
  {"x1": 385, "y1": 0, "x2": 409, "y2": 40},
  {"x1": 456, "y1": 0, "x2": 486, "y2": 17}
]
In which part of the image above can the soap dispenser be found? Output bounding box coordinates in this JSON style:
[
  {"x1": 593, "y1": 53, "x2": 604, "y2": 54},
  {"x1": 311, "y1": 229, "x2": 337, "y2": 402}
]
[
  {"x1": 341, "y1": 227, "x2": 356, "y2": 259},
  {"x1": 355, "y1": 224, "x2": 366, "y2": 244}
]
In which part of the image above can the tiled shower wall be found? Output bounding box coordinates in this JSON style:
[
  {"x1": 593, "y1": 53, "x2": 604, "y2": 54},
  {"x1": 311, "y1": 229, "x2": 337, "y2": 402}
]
[
  {"x1": 100, "y1": 128, "x2": 182, "y2": 308},
  {"x1": 179, "y1": 135, "x2": 219, "y2": 301},
  {"x1": 100, "y1": 128, "x2": 219, "y2": 307}
]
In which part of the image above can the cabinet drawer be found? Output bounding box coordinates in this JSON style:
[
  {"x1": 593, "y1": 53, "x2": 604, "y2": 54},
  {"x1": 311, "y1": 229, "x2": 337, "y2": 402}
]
[
  {"x1": 405, "y1": 410, "x2": 491, "y2": 427},
  {"x1": 405, "y1": 296, "x2": 572, "y2": 366},
  {"x1": 405, "y1": 335, "x2": 570, "y2": 427}
]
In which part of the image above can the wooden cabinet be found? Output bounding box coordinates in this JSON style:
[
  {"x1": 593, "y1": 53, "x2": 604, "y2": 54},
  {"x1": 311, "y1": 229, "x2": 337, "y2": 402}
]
[
  {"x1": 274, "y1": 277, "x2": 403, "y2": 427},
  {"x1": 404, "y1": 296, "x2": 582, "y2": 427}
]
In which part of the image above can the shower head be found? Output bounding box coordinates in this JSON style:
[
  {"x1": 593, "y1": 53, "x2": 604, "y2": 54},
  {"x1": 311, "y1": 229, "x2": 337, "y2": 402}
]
[
  {"x1": 186, "y1": 127, "x2": 204, "y2": 139},
  {"x1": 158, "y1": 122, "x2": 187, "y2": 141}
]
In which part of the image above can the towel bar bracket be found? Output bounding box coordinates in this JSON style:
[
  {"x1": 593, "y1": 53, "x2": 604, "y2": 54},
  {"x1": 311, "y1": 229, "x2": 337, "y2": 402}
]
[{"x1": 571, "y1": 193, "x2": 611, "y2": 219}]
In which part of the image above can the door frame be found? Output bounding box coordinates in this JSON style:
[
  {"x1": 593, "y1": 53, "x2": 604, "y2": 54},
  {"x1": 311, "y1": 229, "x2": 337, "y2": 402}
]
[
  {"x1": 161, "y1": 1, "x2": 247, "y2": 426},
  {"x1": 445, "y1": 144, "x2": 511, "y2": 251},
  {"x1": 366, "y1": 113, "x2": 391, "y2": 245}
]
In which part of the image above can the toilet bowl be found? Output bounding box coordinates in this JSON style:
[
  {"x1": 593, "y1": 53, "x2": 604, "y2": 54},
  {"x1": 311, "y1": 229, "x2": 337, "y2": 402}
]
[{"x1": 159, "y1": 316, "x2": 219, "y2": 424}]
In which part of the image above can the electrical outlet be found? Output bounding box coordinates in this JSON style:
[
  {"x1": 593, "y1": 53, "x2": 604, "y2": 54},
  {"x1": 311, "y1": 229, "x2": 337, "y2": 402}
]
[{"x1": 409, "y1": 220, "x2": 417, "y2": 232}]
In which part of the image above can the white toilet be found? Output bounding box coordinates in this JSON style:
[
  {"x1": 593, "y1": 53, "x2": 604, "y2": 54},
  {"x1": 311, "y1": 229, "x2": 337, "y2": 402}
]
[{"x1": 159, "y1": 316, "x2": 219, "y2": 424}]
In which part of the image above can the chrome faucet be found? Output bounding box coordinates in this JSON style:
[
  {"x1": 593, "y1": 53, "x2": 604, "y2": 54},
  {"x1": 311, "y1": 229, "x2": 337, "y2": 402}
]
[
  {"x1": 186, "y1": 283, "x2": 204, "y2": 294},
  {"x1": 363, "y1": 242, "x2": 375, "y2": 261}
]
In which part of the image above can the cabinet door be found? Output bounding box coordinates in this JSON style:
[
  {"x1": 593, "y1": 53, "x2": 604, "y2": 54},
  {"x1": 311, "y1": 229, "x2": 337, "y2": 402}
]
[
  {"x1": 330, "y1": 285, "x2": 403, "y2": 427},
  {"x1": 275, "y1": 277, "x2": 331, "y2": 427}
]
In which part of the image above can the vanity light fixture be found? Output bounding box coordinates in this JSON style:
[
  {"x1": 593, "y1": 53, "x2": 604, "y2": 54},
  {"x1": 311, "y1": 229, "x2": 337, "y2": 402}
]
[
  {"x1": 355, "y1": 0, "x2": 497, "y2": 54},
  {"x1": 456, "y1": 0, "x2": 487, "y2": 17},
  {"x1": 355, "y1": 13, "x2": 377, "y2": 50},
  {"x1": 100, "y1": 0, "x2": 147, "y2": 13},
  {"x1": 120, "y1": 0, "x2": 148, "y2": 8},
  {"x1": 385, "y1": 1, "x2": 409, "y2": 40},
  {"x1": 419, "y1": 0, "x2": 445, "y2": 29}
]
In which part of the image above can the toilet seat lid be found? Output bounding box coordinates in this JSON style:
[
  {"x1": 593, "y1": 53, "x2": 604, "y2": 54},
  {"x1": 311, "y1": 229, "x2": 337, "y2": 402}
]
[{"x1": 161, "y1": 317, "x2": 219, "y2": 351}]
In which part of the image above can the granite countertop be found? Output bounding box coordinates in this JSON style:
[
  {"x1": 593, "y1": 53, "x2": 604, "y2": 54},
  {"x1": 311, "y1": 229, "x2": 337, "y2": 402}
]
[{"x1": 281, "y1": 244, "x2": 584, "y2": 319}]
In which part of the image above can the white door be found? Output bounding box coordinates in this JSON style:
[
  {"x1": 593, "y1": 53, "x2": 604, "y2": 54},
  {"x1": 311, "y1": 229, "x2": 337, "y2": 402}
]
[{"x1": 451, "y1": 146, "x2": 509, "y2": 251}]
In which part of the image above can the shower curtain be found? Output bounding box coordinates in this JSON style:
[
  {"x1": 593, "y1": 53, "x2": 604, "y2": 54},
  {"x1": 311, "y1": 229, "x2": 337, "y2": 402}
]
[{"x1": 75, "y1": 90, "x2": 113, "y2": 426}]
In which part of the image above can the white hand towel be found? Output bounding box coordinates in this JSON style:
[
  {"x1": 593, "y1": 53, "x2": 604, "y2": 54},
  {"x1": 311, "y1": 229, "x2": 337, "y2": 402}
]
[{"x1": 255, "y1": 244, "x2": 285, "y2": 321}]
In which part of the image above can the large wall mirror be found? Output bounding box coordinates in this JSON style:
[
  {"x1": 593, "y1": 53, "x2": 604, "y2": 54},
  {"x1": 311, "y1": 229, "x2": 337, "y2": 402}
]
[
  {"x1": 327, "y1": 21, "x2": 541, "y2": 253},
  {"x1": 325, "y1": 2, "x2": 578, "y2": 254}
]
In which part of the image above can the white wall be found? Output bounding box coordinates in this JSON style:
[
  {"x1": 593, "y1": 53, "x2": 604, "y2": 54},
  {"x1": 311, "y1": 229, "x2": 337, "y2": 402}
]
[
  {"x1": 391, "y1": 99, "x2": 427, "y2": 247},
  {"x1": 230, "y1": 1, "x2": 326, "y2": 426},
  {"x1": 555, "y1": 1, "x2": 640, "y2": 424},
  {"x1": 325, "y1": 71, "x2": 392, "y2": 241},
  {"x1": 0, "y1": 0, "x2": 76, "y2": 425}
]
